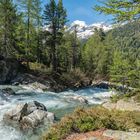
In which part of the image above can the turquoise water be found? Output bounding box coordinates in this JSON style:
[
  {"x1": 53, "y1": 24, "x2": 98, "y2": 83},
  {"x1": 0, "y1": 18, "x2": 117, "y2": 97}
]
[{"x1": 0, "y1": 86, "x2": 114, "y2": 140}]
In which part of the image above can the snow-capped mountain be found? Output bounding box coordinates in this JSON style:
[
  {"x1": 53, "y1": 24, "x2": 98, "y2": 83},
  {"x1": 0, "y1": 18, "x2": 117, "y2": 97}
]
[{"x1": 68, "y1": 20, "x2": 112, "y2": 40}]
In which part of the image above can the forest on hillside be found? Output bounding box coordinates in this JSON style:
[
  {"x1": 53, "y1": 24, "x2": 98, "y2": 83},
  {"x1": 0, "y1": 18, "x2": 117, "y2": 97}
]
[{"x1": 0, "y1": 0, "x2": 139, "y2": 88}]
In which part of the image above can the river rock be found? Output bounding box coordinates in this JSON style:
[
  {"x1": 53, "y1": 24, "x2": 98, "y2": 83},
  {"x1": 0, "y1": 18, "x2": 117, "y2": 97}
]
[
  {"x1": 102, "y1": 99, "x2": 140, "y2": 112},
  {"x1": 3, "y1": 101, "x2": 54, "y2": 130},
  {"x1": 20, "y1": 82, "x2": 49, "y2": 92},
  {"x1": 20, "y1": 109, "x2": 48, "y2": 129},
  {"x1": 4, "y1": 104, "x2": 24, "y2": 121},
  {"x1": 1, "y1": 88, "x2": 16, "y2": 95},
  {"x1": 0, "y1": 92, "x2": 10, "y2": 102},
  {"x1": 68, "y1": 95, "x2": 88, "y2": 104}
]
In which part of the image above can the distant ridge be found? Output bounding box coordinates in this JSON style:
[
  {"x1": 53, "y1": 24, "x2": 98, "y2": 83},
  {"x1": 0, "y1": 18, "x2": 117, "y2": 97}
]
[{"x1": 68, "y1": 20, "x2": 112, "y2": 39}]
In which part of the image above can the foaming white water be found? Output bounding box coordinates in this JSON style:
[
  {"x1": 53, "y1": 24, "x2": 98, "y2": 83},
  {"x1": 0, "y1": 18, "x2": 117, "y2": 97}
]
[{"x1": 0, "y1": 86, "x2": 114, "y2": 140}]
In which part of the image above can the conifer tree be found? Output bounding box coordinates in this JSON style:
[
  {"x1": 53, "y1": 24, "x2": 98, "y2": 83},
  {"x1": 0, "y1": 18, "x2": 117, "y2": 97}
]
[
  {"x1": 95, "y1": 0, "x2": 140, "y2": 23},
  {"x1": 0, "y1": 0, "x2": 18, "y2": 57},
  {"x1": 17, "y1": 0, "x2": 39, "y2": 59},
  {"x1": 44, "y1": 0, "x2": 67, "y2": 72},
  {"x1": 34, "y1": 0, "x2": 42, "y2": 63}
]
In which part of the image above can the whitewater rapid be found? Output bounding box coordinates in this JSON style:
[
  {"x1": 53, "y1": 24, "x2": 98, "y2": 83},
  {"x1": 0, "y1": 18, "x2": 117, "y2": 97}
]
[{"x1": 0, "y1": 86, "x2": 114, "y2": 140}]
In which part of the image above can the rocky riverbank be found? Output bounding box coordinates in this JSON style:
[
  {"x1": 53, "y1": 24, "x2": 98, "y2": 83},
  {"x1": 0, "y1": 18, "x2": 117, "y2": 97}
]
[
  {"x1": 0, "y1": 58, "x2": 92, "y2": 92},
  {"x1": 65, "y1": 129, "x2": 140, "y2": 140},
  {"x1": 0, "y1": 57, "x2": 133, "y2": 93},
  {"x1": 102, "y1": 99, "x2": 140, "y2": 112}
]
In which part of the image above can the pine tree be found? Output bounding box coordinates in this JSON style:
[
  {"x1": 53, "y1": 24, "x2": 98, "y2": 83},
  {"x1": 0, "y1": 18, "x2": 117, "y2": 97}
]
[
  {"x1": 0, "y1": 0, "x2": 18, "y2": 57},
  {"x1": 44, "y1": 0, "x2": 67, "y2": 72}
]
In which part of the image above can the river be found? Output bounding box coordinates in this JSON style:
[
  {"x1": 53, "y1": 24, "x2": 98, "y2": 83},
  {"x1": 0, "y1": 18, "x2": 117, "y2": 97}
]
[{"x1": 0, "y1": 86, "x2": 114, "y2": 140}]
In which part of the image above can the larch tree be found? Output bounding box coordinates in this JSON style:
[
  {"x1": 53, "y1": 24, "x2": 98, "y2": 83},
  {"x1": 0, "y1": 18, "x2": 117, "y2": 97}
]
[
  {"x1": 17, "y1": 0, "x2": 38, "y2": 59},
  {"x1": 44, "y1": 0, "x2": 67, "y2": 72},
  {"x1": 95, "y1": 0, "x2": 140, "y2": 23},
  {"x1": 0, "y1": 0, "x2": 18, "y2": 57},
  {"x1": 34, "y1": 0, "x2": 42, "y2": 63}
]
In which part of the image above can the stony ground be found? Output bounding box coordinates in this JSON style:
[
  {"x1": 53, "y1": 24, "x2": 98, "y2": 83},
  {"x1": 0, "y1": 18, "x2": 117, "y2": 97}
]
[
  {"x1": 65, "y1": 129, "x2": 140, "y2": 140},
  {"x1": 64, "y1": 129, "x2": 115, "y2": 140},
  {"x1": 102, "y1": 99, "x2": 140, "y2": 112}
]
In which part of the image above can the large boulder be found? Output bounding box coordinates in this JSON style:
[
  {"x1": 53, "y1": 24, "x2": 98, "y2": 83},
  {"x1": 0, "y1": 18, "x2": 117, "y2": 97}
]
[{"x1": 3, "y1": 101, "x2": 55, "y2": 130}]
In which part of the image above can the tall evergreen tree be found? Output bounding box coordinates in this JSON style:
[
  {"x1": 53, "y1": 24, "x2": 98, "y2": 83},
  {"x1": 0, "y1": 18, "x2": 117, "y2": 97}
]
[
  {"x1": 0, "y1": 0, "x2": 18, "y2": 57},
  {"x1": 44, "y1": 0, "x2": 67, "y2": 72},
  {"x1": 71, "y1": 25, "x2": 78, "y2": 70},
  {"x1": 34, "y1": 0, "x2": 42, "y2": 63},
  {"x1": 17, "y1": 0, "x2": 38, "y2": 59}
]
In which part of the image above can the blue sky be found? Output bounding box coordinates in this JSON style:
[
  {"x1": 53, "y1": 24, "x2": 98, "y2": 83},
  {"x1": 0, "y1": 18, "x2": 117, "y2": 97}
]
[{"x1": 43, "y1": 0, "x2": 113, "y2": 25}]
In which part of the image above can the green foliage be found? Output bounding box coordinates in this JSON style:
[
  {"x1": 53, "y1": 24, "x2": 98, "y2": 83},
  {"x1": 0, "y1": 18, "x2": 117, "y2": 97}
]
[
  {"x1": 95, "y1": 0, "x2": 140, "y2": 23},
  {"x1": 42, "y1": 106, "x2": 140, "y2": 140},
  {"x1": 0, "y1": 0, "x2": 19, "y2": 57},
  {"x1": 59, "y1": 68, "x2": 89, "y2": 88},
  {"x1": 44, "y1": 0, "x2": 67, "y2": 71},
  {"x1": 82, "y1": 21, "x2": 140, "y2": 88},
  {"x1": 57, "y1": 31, "x2": 81, "y2": 71},
  {"x1": 109, "y1": 50, "x2": 130, "y2": 83},
  {"x1": 81, "y1": 28, "x2": 111, "y2": 79},
  {"x1": 0, "y1": 0, "x2": 139, "y2": 90}
]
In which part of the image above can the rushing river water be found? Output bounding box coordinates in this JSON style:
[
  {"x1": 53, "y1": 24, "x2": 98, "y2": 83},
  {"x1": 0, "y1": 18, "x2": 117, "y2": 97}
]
[{"x1": 0, "y1": 86, "x2": 114, "y2": 140}]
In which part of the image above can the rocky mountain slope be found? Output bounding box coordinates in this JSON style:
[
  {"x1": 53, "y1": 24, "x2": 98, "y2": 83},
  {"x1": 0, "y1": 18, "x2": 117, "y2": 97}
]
[{"x1": 68, "y1": 20, "x2": 112, "y2": 40}]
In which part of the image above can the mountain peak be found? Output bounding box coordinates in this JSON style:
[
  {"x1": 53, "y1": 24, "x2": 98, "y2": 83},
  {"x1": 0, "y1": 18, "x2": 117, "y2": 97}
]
[{"x1": 69, "y1": 20, "x2": 112, "y2": 40}]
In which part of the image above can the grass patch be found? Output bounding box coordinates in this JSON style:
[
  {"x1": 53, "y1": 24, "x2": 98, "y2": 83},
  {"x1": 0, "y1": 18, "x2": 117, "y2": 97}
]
[{"x1": 42, "y1": 106, "x2": 140, "y2": 140}]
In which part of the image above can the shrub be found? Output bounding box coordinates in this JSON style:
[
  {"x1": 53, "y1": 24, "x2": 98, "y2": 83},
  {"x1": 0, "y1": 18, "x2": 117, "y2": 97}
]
[
  {"x1": 60, "y1": 68, "x2": 90, "y2": 87},
  {"x1": 42, "y1": 106, "x2": 140, "y2": 140}
]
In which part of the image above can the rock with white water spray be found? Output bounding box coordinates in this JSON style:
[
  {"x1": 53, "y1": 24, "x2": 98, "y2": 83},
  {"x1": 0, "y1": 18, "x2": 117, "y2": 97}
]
[
  {"x1": 68, "y1": 95, "x2": 88, "y2": 104},
  {"x1": 20, "y1": 109, "x2": 48, "y2": 129},
  {"x1": 3, "y1": 101, "x2": 55, "y2": 130},
  {"x1": 1, "y1": 88, "x2": 16, "y2": 95},
  {"x1": 20, "y1": 82, "x2": 49, "y2": 92}
]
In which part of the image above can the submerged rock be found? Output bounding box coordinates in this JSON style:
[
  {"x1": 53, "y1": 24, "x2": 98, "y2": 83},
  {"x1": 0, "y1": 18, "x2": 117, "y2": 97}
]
[
  {"x1": 1, "y1": 88, "x2": 16, "y2": 95},
  {"x1": 3, "y1": 101, "x2": 55, "y2": 130},
  {"x1": 0, "y1": 93, "x2": 9, "y2": 102}
]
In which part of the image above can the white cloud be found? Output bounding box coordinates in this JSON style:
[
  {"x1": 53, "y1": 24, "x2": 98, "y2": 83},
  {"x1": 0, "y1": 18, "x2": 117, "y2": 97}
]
[{"x1": 71, "y1": 20, "x2": 87, "y2": 27}]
